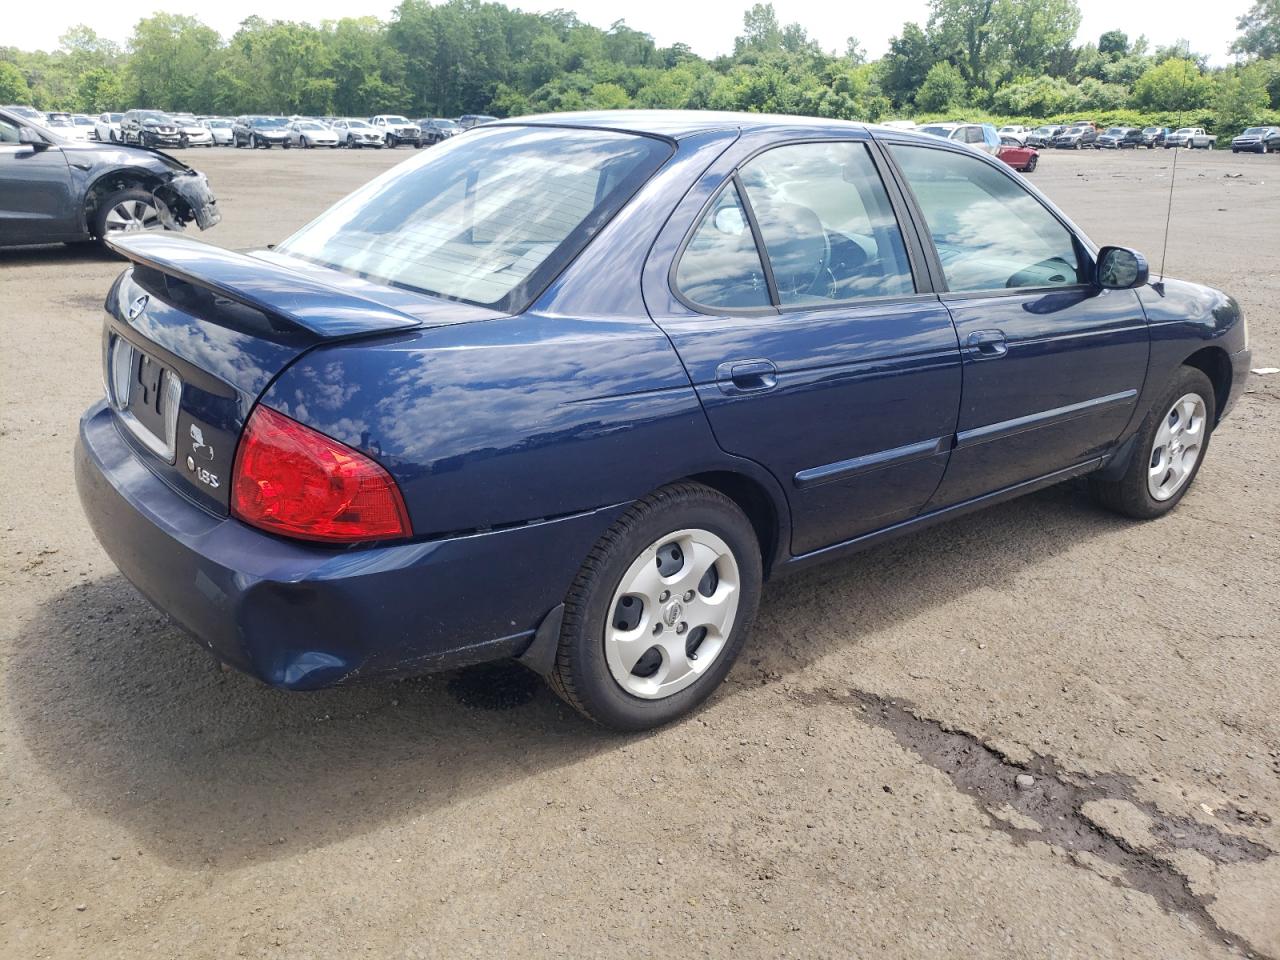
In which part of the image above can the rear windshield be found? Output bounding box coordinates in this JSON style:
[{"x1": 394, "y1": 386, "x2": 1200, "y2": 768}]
[{"x1": 278, "y1": 125, "x2": 673, "y2": 312}]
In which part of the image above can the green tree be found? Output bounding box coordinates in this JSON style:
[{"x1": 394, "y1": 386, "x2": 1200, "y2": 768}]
[
  {"x1": 1098, "y1": 30, "x2": 1128, "y2": 57},
  {"x1": 879, "y1": 23, "x2": 936, "y2": 107},
  {"x1": 734, "y1": 4, "x2": 783, "y2": 56},
  {"x1": 76, "y1": 67, "x2": 124, "y2": 111},
  {"x1": 1132, "y1": 57, "x2": 1211, "y2": 111},
  {"x1": 1231, "y1": 0, "x2": 1280, "y2": 58},
  {"x1": 915, "y1": 60, "x2": 966, "y2": 111},
  {"x1": 127, "y1": 13, "x2": 221, "y2": 110},
  {"x1": 1214, "y1": 67, "x2": 1271, "y2": 132},
  {"x1": 0, "y1": 61, "x2": 31, "y2": 103}
]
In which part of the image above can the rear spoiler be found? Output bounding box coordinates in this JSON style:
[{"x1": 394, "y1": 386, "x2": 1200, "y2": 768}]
[{"x1": 106, "y1": 233, "x2": 423, "y2": 339}]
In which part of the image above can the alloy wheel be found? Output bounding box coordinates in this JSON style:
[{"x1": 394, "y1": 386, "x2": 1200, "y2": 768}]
[
  {"x1": 604, "y1": 528, "x2": 741, "y2": 700},
  {"x1": 1148, "y1": 392, "x2": 1207, "y2": 501},
  {"x1": 103, "y1": 199, "x2": 161, "y2": 234}
]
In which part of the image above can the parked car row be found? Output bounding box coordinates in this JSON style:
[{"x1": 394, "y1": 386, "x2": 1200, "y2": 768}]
[{"x1": 2, "y1": 105, "x2": 499, "y2": 154}]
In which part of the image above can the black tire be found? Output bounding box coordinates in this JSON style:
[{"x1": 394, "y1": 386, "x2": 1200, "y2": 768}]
[
  {"x1": 91, "y1": 186, "x2": 163, "y2": 242},
  {"x1": 1088, "y1": 366, "x2": 1216, "y2": 519},
  {"x1": 302, "y1": 136, "x2": 310, "y2": 149},
  {"x1": 282, "y1": 140, "x2": 291, "y2": 150},
  {"x1": 387, "y1": 134, "x2": 397, "y2": 148},
  {"x1": 1025, "y1": 155, "x2": 1037, "y2": 172},
  {"x1": 547, "y1": 482, "x2": 763, "y2": 731}
]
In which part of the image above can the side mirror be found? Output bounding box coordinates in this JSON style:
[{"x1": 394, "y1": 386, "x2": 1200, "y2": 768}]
[
  {"x1": 1095, "y1": 246, "x2": 1149, "y2": 290},
  {"x1": 19, "y1": 128, "x2": 50, "y2": 151}
]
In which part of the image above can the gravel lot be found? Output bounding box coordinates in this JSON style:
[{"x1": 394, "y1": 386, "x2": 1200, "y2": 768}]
[{"x1": 2, "y1": 143, "x2": 1278, "y2": 959}]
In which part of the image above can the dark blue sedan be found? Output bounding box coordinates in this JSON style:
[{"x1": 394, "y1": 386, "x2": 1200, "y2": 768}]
[{"x1": 76, "y1": 111, "x2": 1252, "y2": 730}]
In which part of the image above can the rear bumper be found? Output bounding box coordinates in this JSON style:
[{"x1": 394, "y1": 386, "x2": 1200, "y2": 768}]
[{"x1": 76, "y1": 401, "x2": 624, "y2": 690}]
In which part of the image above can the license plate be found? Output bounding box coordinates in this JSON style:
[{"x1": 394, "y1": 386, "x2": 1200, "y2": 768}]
[{"x1": 107, "y1": 336, "x2": 183, "y2": 461}]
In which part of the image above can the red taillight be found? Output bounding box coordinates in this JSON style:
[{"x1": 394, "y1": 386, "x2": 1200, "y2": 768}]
[{"x1": 231, "y1": 405, "x2": 411, "y2": 543}]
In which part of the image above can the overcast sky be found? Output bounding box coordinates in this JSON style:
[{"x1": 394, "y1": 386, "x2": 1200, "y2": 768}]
[{"x1": 9, "y1": 0, "x2": 1245, "y2": 65}]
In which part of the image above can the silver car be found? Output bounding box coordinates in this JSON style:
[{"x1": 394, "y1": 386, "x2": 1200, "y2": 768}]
[
  {"x1": 332, "y1": 118, "x2": 384, "y2": 149},
  {"x1": 94, "y1": 112, "x2": 124, "y2": 143},
  {"x1": 288, "y1": 119, "x2": 340, "y2": 149},
  {"x1": 170, "y1": 113, "x2": 214, "y2": 147},
  {"x1": 199, "y1": 118, "x2": 235, "y2": 146}
]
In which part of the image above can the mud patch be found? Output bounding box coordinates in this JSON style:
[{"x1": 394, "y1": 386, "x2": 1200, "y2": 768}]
[
  {"x1": 801, "y1": 688, "x2": 1275, "y2": 958},
  {"x1": 446, "y1": 662, "x2": 542, "y2": 711}
]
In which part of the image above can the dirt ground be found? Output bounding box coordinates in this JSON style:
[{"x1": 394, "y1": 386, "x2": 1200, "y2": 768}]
[{"x1": 1, "y1": 142, "x2": 1278, "y2": 960}]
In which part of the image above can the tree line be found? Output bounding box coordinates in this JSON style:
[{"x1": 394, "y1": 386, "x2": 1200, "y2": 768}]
[{"x1": 1, "y1": 0, "x2": 1278, "y2": 133}]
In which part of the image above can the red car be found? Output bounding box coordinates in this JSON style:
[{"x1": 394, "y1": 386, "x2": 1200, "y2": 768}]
[{"x1": 998, "y1": 140, "x2": 1038, "y2": 173}]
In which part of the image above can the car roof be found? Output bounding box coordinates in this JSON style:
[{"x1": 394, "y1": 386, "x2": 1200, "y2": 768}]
[{"x1": 503, "y1": 110, "x2": 994, "y2": 147}]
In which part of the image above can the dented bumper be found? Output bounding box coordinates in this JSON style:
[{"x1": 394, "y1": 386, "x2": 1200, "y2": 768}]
[
  {"x1": 75, "y1": 401, "x2": 623, "y2": 689},
  {"x1": 154, "y1": 172, "x2": 221, "y2": 231}
]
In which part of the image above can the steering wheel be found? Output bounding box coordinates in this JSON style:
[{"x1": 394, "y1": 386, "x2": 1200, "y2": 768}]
[{"x1": 758, "y1": 202, "x2": 830, "y2": 298}]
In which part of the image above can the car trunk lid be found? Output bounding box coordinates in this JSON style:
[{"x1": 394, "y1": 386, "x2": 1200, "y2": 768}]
[{"x1": 100, "y1": 232, "x2": 495, "y2": 516}]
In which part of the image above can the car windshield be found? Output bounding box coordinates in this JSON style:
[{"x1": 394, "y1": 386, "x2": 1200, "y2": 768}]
[
  {"x1": 434, "y1": 120, "x2": 459, "y2": 129},
  {"x1": 73, "y1": 116, "x2": 93, "y2": 126},
  {"x1": 1142, "y1": 127, "x2": 1160, "y2": 134},
  {"x1": 138, "y1": 111, "x2": 170, "y2": 122},
  {"x1": 278, "y1": 125, "x2": 672, "y2": 312},
  {"x1": 108, "y1": 113, "x2": 123, "y2": 122},
  {"x1": 1242, "y1": 127, "x2": 1268, "y2": 135},
  {"x1": 298, "y1": 121, "x2": 327, "y2": 130},
  {"x1": 1174, "y1": 128, "x2": 1195, "y2": 135},
  {"x1": 919, "y1": 125, "x2": 953, "y2": 138},
  {"x1": 206, "y1": 119, "x2": 231, "y2": 127},
  {"x1": 1105, "y1": 128, "x2": 1124, "y2": 135},
  {"x1": 346, "y1": 120, "x2": 373, "y2": 130},
  {"x1": 253, "y1": 118, "x2": 286, "y2": 128},
  {"x1": 383, "y1": 116, "x2": 411, "y2": 124}
]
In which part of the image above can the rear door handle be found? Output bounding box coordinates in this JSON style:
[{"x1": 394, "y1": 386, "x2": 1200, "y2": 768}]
[
  {"x1": 716, "y1": 359, "x2": 778, "y2": 395},
  {"x1": 966, "y1": 330, "x2": 1008, "y2": 359}
]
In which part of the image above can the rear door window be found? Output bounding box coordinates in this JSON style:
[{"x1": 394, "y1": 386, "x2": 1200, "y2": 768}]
[
  {"x1": 737, "y1": 141, "x2": 915, "y2": 305},
  {"x1": 674, "y1": 182, "x2": 771, "y2": 309}
]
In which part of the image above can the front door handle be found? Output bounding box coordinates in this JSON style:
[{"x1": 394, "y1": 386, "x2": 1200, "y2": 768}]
[
  {"x1": 716, "y1": 358, "x2": 778, "y2": 395},
  {"x1": 966, "y1": 329, "x2": 1008, "y2": 359}
]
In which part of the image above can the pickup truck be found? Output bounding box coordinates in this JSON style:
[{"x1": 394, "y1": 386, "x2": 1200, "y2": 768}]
[{"x1": 1165, "y1": 127, "x2": 1217, "y2": 149}]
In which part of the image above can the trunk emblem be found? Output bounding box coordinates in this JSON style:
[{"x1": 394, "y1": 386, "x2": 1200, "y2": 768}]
[{"x1": 126, "y1": 295, "x2": 149, "y2": 320}]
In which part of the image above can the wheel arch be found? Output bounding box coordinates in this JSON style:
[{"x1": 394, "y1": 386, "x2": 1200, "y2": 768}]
[
  {"x1": 1182, "y1": 346, "x2": 1232, "y2": 424},
  {"x1": 681, "y1": 469, "x2": 788, "y2": 579},
  {"x1": 84, "y1": 168, "x2": 166, "y2": 236}
]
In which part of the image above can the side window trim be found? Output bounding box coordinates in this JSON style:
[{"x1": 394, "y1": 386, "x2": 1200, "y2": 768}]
[
  {"x1": 878, "y1": 139, "x2": 1096, "y2": 297},
  {"x1": 732, "y1": 171, "x2": 781, "y2": 307}
]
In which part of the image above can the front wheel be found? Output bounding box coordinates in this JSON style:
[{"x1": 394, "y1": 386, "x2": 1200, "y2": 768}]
[
  {"x1": 93, "y1": 186, "x2": 164, "y2": 240},
  {"x1": 1089, "y1": 367, "x2": 1215, "y2": 519},
  {"x1": 548, "y1": 483, "x2": 762, "y2": 731},
  {"x1": 1025, "y1": 155, "x2": 1037, "y2": 172}
]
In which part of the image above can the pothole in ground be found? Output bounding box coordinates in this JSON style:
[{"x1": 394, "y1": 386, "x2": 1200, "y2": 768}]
[{"x1": 799, "y1": 688, "x2": 1275, "y2": 959}]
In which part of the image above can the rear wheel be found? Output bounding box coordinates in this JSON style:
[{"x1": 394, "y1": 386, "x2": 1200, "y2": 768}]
[
  {"x1": 548, "y1": 483, "x2": 762, "y2": 730},
  {"x1": 1089, "y1": 367, "x2": 1215, "y2": 519}
]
